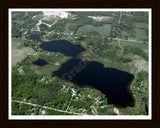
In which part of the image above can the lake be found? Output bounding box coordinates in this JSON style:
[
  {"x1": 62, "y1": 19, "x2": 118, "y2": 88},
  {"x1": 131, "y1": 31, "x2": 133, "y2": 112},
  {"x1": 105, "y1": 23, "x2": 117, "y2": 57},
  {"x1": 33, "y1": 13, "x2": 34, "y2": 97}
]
[
  {"x1": 53, "y1": 58, "x2": 135, "y2": 107},
  {"x1": 30, "y1": 34, "x2": 42, "y2": 42},
  {"x1": 30, "y1": 34, "x2": 86, "y2": 57},
  {"x1": 31, "y1": 34, "x2": 135, "y2": 107},
  {"x1": 32, "y1": 58, "x2": 48, "y2": 66}
]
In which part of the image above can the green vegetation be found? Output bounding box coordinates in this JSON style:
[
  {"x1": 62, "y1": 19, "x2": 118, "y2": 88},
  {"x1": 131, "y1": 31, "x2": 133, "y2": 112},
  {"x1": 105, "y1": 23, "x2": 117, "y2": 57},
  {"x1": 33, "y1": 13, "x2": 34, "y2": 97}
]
[
  {"x1": 12, "y1": 38, "x2": 25, "y2": 49},
  {"x1": 123, "y1": 46, "x2": 148, "y2": 61},
  {"x1": 76, "y1": 24, "x2": 111, "y2": 37},
  {"x1": 39, "y1": 24, "x2": 49, "y2": 32},
  {"x1": 12, "y1": 12, "x2": 42, "y2": 38},
  {"x1": 12, "y1": 102, "x2": 74, "y2": 115},
  {"x1": 41, "y1": 17, "x2": 56, "y2": 25}
]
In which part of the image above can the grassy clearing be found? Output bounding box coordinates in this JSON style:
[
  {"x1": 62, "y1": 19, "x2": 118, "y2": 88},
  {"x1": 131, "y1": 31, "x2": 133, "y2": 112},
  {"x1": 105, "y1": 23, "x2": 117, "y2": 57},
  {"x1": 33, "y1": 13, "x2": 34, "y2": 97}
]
[
  {"x1": 111, "y1": 40, "x2": 148, "y2": 50},
  {"x1": 76, "y1": 24, "x2": 112, "y2": 37},
  {"x1": 12, "y1": 48, "x2": 33, "y2": 66},
  {"x1": 41, "y1": 17, "x2": 57, "y2": 25},
  {"x1": 30, "y1": 64, "x2": 60, "y2": 75},
  {"x1": 12, "y1": 38, "x2": 25, "y2": 49},
  {"x1": 134, "y1": 28, "x2": 148, "y2": 42},
  {"x1": 29, "y1": 52, "x2": 70, "y2": 75},
  {"x1": 135, "y1": 22, "x2": 148, "y2": 29},
  {"x1": 12, "y1": 39, "x2": 33, "y2": 66},
  {"x1": 118, "y1": 30, "x2": 134, "y2": 40},
  {"x1": 12, "y1": 20, "x2": 24, "y2": 25},
  {"x1": 131, "y1": 55, "x2": 148, "y2": 72}
]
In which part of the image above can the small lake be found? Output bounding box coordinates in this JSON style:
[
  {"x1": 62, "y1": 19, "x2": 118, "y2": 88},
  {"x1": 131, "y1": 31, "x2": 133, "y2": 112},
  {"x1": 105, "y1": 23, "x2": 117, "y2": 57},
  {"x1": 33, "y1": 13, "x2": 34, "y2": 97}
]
[
  {"x1": 31, "y1": 34, "x2": 135, "y2": 107},
  {"x1": 30, "y1": 34, "x2": 42, "y2": 42},
  {"x1": 32, "y1": 58, "x2": 48, "y2": 66}
]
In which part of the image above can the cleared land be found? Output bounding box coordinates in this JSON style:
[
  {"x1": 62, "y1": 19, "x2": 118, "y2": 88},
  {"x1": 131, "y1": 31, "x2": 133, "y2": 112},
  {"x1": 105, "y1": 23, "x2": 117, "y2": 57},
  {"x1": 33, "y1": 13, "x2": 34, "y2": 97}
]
[
  {"x1": 76, "y1": 24, "x2": 112, "y2": 37},
  {"x1": 12, "y1": 39, "x2": 33, "y2": 66}
]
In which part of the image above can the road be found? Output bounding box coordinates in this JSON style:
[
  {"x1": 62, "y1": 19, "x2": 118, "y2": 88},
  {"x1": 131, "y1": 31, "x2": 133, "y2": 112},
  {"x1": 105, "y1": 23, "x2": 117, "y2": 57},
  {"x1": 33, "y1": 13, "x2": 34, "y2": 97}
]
[
  {"x1": 36, "y1": 19, "x2": 57, "y2": 31},
  {"x1": 12, "y1": 100, "x2": 82, "y2": 115},
  {"x1": 90, "y1": 106, "x2": 98, "y2": 115},
  {"x1": 116, "y1": 12, "x2": 122, "y2": 39},
  {"x1": 65, "y1": 88, "x2": 76, "y2": 111},
  {"x1": 113, "y1": 38, "x2": 148, "y2": 43},
  {"x1": 118, "y1": 39, "x2": 123, "y2": 53}
]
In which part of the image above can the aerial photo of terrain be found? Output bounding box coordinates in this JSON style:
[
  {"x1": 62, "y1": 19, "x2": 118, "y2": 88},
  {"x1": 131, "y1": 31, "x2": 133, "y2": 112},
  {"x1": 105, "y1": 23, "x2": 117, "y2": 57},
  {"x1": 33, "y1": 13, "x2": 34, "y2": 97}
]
[{"x1": 11, "y1": 9, "x2": 150, "y2": 116}]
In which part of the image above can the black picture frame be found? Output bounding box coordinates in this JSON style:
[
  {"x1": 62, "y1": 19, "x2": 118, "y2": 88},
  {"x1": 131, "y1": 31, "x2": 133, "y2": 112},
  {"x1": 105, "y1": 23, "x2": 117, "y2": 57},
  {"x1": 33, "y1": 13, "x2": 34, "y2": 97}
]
[{"x1": 0, "y1": 0, "x2": 160, "y2": 128}]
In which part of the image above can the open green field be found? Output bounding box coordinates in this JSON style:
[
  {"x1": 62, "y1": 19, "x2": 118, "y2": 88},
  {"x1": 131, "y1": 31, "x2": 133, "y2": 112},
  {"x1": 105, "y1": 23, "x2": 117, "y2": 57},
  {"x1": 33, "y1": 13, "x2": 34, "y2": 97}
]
[
  {"x1": 134, "y1": 28, "x2": 148, "y2": 42},
  {"x1": 76, "y1": 24, "x2": 112, "y2": 37},
  {"x1": 111, "y1": 40, "x2": 148, "y2": 50},
  {"x1": 12, "y1": 38, "x2": 33, "y2": 66},
  {"x1": 135, "y1": 22, "x2": 148, "y2": 29},
  {"x1": 18, "y1": 51, "x2": 71, "y2": 75}
]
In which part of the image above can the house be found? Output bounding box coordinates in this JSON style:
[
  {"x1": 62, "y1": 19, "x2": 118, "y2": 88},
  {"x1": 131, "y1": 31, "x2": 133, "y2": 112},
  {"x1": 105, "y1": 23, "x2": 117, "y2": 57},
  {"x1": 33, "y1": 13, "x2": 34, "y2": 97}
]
[{"x1": 113, "y1": 108, "x2": 119, "y2": 115}]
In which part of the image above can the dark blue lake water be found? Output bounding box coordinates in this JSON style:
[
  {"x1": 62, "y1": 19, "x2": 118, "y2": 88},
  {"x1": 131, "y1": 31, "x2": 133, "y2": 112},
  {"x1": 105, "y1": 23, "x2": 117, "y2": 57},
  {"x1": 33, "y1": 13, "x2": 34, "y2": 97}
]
[
  {"x1": 53, "y1": 58, "x2": 135, "y2": 107},
  {"x1": 30, "y1": 34, "x2": 86, "y2": 57},
  {"x1": 31, "y1": 34, "x2": 135, "y2": 107},
  {"x1": 32, "y1": 58, "x2": 48, "y2": 66},
  {"x1": 30, "y1": 34, "x2": 42, "y2": 41}
]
